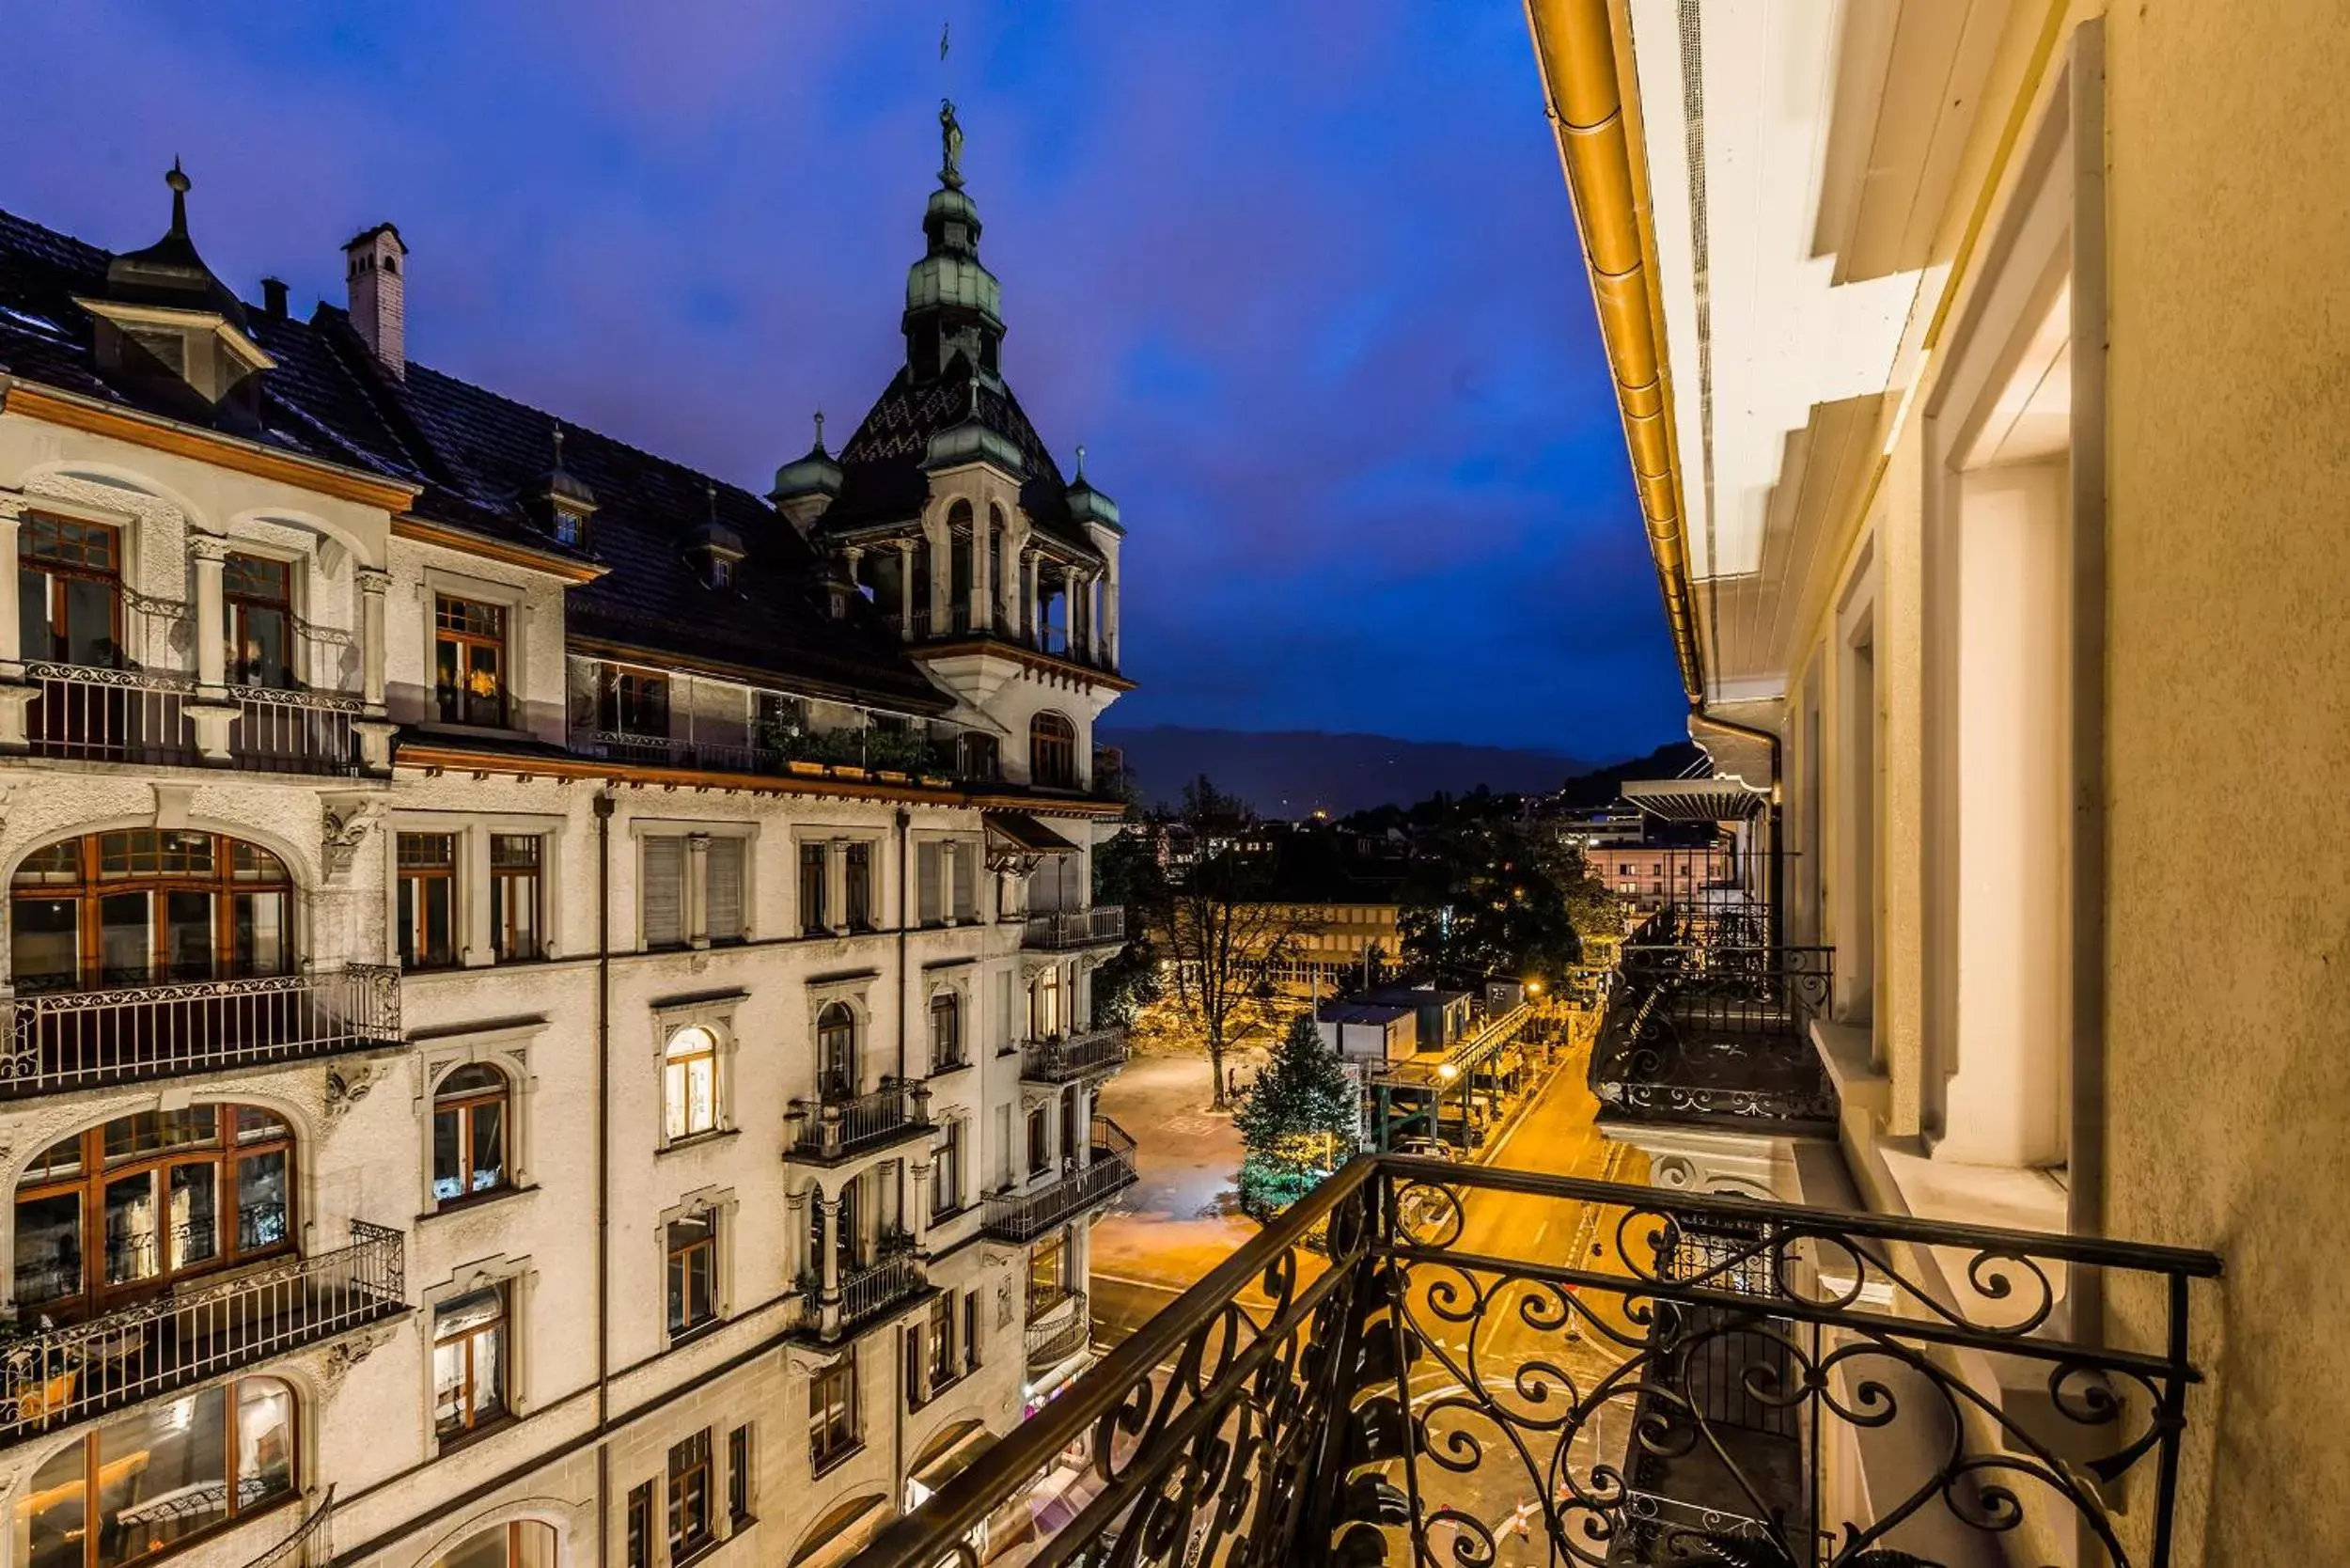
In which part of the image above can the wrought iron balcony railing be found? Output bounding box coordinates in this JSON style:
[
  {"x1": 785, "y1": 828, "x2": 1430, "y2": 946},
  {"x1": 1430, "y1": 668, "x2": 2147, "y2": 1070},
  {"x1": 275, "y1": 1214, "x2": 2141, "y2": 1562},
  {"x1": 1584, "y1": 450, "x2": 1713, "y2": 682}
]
[
  {"x1": 851, "y1": 1157, "x2": 2218, "y2": 1568},
  {"x1": 242, "y1": 1485, "x2": 334, "y2": 1568},
  {"x1": 0, "y1": 1222, "x2": 406, "y2": 1447},
  {"x1": 1019, "y1": 1025, "x2": 1131, "y2": 1084},
  {"x1": 0, "y1": 964, "x2": 402, "y2": 1099},
  {"x1": 1591, "y1": 941, "x2": 1839, "y2": 1135},
  {"x1": 789, "y1": 1081, "x2": 932, "y2": 1163},
  {"x1": 982, "y1": 1119, "x2": 1138, "y2": 1244},
  {"x1": 23, "y1": 663, "x2": 369, "y2": 776},
  {"x1": 1025, "y1": 1291, "x2": 1089, "y2": 1377},
  {"x1": 1021, "y1": 905, "x2": 1126, "y2": 951},
  {"x1": 802, "y1": 1249, "x2": 927, "y2": 1343}
]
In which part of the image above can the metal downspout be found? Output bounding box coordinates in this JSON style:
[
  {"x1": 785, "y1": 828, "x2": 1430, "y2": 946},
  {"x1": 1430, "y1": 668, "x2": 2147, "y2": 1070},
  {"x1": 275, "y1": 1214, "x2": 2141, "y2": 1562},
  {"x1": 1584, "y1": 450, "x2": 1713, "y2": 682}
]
[{"x1": 592, "y1": 790, "x2": 616, "y2": 1568}]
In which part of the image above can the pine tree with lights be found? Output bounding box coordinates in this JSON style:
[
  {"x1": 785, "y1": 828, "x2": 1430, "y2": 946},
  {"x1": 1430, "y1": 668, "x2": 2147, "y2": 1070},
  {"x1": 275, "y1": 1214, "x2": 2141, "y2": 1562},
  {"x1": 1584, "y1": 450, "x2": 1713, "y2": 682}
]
[{"x1": 1235, "y1": 1012, "x2": 1360, "y2": 1219}]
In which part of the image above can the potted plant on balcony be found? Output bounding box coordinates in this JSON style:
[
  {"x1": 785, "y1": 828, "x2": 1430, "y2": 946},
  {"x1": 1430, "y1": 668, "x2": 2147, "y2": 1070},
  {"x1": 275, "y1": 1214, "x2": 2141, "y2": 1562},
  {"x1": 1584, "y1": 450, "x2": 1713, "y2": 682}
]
[{"x1": 876, "y1": 1224, "x2": 916, "y2": 1258}]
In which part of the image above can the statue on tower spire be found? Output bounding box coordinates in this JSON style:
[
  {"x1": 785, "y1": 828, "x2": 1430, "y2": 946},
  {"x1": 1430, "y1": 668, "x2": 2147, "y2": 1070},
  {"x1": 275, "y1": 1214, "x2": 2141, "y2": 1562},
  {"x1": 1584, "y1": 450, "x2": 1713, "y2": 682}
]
[{"x1": 939, "y1": 99, "x2": 965, "y2": 190}]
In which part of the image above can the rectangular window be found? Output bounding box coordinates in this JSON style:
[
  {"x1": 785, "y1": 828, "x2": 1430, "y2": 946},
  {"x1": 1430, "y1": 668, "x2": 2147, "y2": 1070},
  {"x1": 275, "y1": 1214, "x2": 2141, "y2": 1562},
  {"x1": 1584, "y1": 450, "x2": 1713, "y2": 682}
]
[
  {"x1": 598, "y1": 666, "x2": 670, "y2": 739},
  {"x1": 667, "y1": 1429, "x2": 714, "y2": 1562},
  {"x1": 927, "y1": 1292, "x2": 956, "y2": 1391},
  {"x1": 490, "y1": 834, "x2": 542, "y2": 962},
  {"x1": 728, "y1": 1424, "x2": 754, "y2": 1526},
  {"x1": 843, "y1": 842, "x2": 872, "y2": 931},
  {"x1": 1027, "y1": 1105, "x2": 1049, "y2": 1176},
  {"x1": 642, "y1": 837, "x2": 685, "y2": 949},
  {"x1": 932, "y1": 1119, "x2": 961, "y2": 1218},
  {"x1": 431, "y1": 1286, "x2": 509, "y2": 1441},
  {"x1": 223, "y1": 553, "x2": 294, "y2": 690},
  {"x1": 916, "y1": 841, "x2": 943, "y2": 926},
  {"x1": 626, "y1": 1483, "x2": 653, "y2": 1568},
  {"x1": 19, "y1": 514, "x2": 122, "y2": 668},
  {"x1": 799, "y1": 842, "x2": 828, "y2": 934},
  {"x1": 809, "y1": 1358, "x2": 859, "y2": 1471},
  {"x1": 666, "y1": 1213, "x2": 718, "y2": 1336},
  {"x1": 398, "y1": 832, "x2": 457, "y2": 969},
  {"x1": 705, "y1": 839, "x2": 744, "y2": 943},
  {"x1": 433, "y1": 594, "x2": 509, "y2": 727},
  {"x1": 963, "y1": 1288, "x2": 979, "y2": 1372},
  {"x1": 949, "y1": 842, "x2": 976, "y2": 922}
]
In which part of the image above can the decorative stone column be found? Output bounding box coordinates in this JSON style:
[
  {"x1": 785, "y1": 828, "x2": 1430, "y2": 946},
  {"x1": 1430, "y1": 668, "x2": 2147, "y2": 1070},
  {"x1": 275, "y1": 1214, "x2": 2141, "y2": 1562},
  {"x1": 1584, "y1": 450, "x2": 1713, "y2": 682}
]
[
  {"x1": 352, "y1": 565, "x2": 398, "y2": 774},
  {"x1": 909, "y1": 1160, "x2": 932, "y2": 1249},
  {"x1": 817, "y1": 1187, "x2": 843, "y2": 1340},
  {"x1": 969, "y1": 513, "x2": 992, "y2": 632},
  {"x1": 184, "y1": 533, "x2": 238, "y2": 762},
  {"x1": 895, "y1": 541, "x2": 916, "y2": 639}
]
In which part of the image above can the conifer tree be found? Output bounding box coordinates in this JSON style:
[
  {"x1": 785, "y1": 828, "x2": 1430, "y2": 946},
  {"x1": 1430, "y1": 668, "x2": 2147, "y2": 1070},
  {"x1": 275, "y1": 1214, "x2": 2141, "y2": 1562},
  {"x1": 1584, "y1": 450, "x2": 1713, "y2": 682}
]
[{"x1": 1235, "y1": 1012, "x2": 1359, "y2": 1217}]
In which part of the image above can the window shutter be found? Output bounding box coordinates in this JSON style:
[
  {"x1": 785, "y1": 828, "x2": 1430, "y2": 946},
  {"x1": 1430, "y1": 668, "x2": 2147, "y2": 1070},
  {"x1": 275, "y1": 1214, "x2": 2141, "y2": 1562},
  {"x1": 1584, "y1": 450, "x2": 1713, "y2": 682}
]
[
  {"x1": 643, "y1": 838, "x2": 684, "y2": 949},
  {"x1": 950, "y1": 840, "x2": 976, "y2": 920},
  {"x1": 706, "y1": 839, "x2": 744, "y2": 941},
  {"x1": 917, "y1": 842, "x2": 943, "y2": 925}
]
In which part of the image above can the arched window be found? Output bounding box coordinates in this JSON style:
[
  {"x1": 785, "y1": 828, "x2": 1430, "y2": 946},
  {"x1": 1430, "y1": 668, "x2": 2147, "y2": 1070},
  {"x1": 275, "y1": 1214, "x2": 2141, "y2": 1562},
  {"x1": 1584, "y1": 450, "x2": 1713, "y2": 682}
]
[
  {"x1": 25, "y1": 1376, "x2": 297, "y2": 1568},
  {"x1": 929, "y1": 992, "x2": 963, "y2": 1073},
  {"x1": 14, "y1": 1105, "x2": 295, "y2": 1319},
  {"x1": 817, "y1": 1004, "x2": 856, "y2": 1100},
  {"x1": 432, "y1": 1064, "x2": 511, "y2": 1202},
  {"x1": 432, "y1": 1521, "x2": 559, "y2": 1568},
  {"x1": 1029, "y1": 712, "x2": 1077, "y2": 790},
  {"x1": 10, "y1": 830, "x2": 292, "y2": 992},
  {"x1": 664, "y1": 1027, "x2": 719, "y2": 1142}
]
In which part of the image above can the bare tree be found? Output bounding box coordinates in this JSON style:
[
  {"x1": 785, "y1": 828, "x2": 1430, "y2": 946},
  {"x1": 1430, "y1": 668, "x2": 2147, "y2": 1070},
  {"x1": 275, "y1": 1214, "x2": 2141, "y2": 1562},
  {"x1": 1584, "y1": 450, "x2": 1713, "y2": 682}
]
[{"x1": 1154, "y1": 778, "x2": 1308, "y2": 1110}]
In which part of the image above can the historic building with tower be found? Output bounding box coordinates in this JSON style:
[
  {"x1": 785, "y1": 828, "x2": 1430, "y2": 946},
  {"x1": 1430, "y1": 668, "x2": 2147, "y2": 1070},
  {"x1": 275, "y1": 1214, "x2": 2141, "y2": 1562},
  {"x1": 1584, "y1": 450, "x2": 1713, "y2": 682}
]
[{"x1": 0, "y1": 109, "x2": 1131, "y2": 1568}]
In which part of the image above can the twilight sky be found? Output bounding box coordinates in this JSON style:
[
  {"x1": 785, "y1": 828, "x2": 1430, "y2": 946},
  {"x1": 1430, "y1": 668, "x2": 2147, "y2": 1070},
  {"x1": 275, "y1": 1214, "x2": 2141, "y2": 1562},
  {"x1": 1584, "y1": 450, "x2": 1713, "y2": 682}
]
[{"x1": 2, "y1": 2, "x2": 1685, "y2": 759}]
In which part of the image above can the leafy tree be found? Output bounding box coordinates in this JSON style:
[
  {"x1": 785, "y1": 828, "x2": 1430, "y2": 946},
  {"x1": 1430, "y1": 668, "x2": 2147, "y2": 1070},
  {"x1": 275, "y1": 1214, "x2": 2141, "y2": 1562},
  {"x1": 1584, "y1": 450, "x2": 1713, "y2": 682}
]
[
  {"x1": 1091, "y1": 824, "x2": 1167, "y2": 1025},
  {"x1": 1235, "y1": 1012, "x2": 1358, "y2": 1218},
  {"x1": 1396, "y1": 794, "x2": 1620, "y2": 987},
  {"x1": 1159, "y1": 776, "x2": 1306, "y2": 1108}
]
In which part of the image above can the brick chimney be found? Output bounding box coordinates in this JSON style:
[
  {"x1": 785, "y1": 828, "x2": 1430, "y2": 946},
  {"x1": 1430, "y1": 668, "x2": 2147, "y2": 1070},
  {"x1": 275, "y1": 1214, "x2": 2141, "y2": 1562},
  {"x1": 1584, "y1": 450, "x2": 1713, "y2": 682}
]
[{"x1": 343, "y1": 223, "x2": 407, "y2": 378}]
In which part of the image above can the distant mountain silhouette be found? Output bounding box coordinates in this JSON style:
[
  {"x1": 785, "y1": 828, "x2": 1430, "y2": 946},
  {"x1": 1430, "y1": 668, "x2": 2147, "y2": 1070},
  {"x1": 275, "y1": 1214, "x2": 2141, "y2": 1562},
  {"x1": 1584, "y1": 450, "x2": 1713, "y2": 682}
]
[{"x1": 1098, "y1": 725, "x2": 1598, "y2": 817}]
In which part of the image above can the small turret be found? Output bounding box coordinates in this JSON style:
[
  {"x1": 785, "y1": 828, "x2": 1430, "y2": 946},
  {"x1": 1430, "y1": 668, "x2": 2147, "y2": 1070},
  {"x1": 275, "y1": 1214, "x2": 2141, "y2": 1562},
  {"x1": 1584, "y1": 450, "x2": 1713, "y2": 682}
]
[
  {"x1": 1064, "y1": 444, "x2": 1121, "y2": 534},
  {"x1": 771, "y1": 410, "x2": 843, "y2": 536}
]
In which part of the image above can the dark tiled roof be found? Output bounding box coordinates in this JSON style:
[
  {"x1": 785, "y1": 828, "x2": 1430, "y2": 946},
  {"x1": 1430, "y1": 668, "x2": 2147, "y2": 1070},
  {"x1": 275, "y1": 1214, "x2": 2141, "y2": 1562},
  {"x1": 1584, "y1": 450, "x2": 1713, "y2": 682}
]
[
  {"x1": 0, "y1": 206, "x2": 948, "y2": 713},
  {"x1": 828, "y1": 355, "x2": 1097, "y2": 555}
]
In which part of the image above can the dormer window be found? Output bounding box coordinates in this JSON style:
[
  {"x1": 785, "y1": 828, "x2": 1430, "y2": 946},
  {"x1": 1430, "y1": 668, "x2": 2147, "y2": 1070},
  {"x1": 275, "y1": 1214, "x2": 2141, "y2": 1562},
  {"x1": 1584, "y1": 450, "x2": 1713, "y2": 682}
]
[
  {"x1": 683, "y1": 514, "x2": 745, "y2": 592},
  {"x1": 707, "y1": 556, "x2": 733, "y2": 588},
  {"x1": 551, "y1": 506, "x2": 589, "y2": 551}
]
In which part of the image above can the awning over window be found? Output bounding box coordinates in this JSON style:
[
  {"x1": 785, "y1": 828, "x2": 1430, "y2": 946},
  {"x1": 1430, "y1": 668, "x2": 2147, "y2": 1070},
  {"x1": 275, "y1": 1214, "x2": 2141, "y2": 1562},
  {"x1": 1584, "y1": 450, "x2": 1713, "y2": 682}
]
[
  {"x1": 1622, "y1": 776, "x2": 1769, "y2": 823},
  {"x1": 909, "y1": 1418, "x2": 995, "y2": 1491},
  {"x1": 985, "y1": 811, "x2": 1083, "y2": 855}
]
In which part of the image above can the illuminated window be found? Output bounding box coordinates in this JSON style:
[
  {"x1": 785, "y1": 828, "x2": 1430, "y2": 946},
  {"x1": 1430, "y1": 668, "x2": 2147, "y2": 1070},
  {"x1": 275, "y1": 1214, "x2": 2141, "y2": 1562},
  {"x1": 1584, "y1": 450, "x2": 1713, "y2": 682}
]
[
  {"x1": 24, "y1": 1378, "x2": 295, "y2": 1568},
  {"x1": 434, "y1": 594, "x2": 508, "y2": 727},
  {"x1": 664, "y1": 1026, "x2": 719, "y2": 1141},
  {"x1": 431, "y1": 1064, "x2": 510, "y2": 1202},
  {"x1": 9, "y1": 829, "x2": 291, "y2": 992},
  {"x1": 431, "y1": 1521, "x2": 558, "y2": 1568},
  {"x1": 399, "y1": 832, "x2": 457, "y2": 970},
  {"x1": 491, "y1": 835, "x2": 542, "y2": 961},
  {"x1": 432, "y1": 1285, "x2": 509, "y2": 1440},
  {"x1": 816, "y1": 1004, "x2": 855, "y2": 1099}
]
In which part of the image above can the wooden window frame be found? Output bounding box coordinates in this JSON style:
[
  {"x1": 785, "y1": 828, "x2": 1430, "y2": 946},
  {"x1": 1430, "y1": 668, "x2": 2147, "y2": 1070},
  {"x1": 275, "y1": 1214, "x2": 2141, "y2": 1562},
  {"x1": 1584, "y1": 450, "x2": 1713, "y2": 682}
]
[
  {"x1": 433, "y1": 594, "x2": 509, "y2": 728},
  {"x1": 667, "y1": 1428, "x2": 715, "y2": 1562},
  {"x1": 1029, "y1": 712, "x2": 1077, "y2": 790},
  {"x1": 929, "y1": 992, "x2": 963, "y2": 1073},
  {"x1": 727, "y1": 1424, "x2": 754, "y2": 1526},
  {"x1": 223, "y1": 551, "x2": 296, "y2": 691},
  {"x1": 12, "y1": 1105, "x2": 297, "y2": 1320},
  {"x1": 626, "y1": 1482, "x2": 653, "y2": 1568},
  {"x1": 431, "y1": 1064, "x2": 512, "y2": 1206},
  {"x1": 808, "y1": 1357, "x2": 860, "y2": 1473},
  {"x1": 663, "y1": 1026, "x2": 721, "y2": 1143},
  {"x1": 489, "y1": 834, "x2": 542, "y2": 963},
  {"x1": 431, "y1": 1284, "x2": 510, "y2": 1443},
  {"x1": 8, "y1": 829, "x2": 294, "y2": 993},
  {"x1": 666, "y1": 1211, "x2": 719, "y2": 1337},
  {"x1": 399, "y1": 831, "x2": 459, "y2": 971},
  {"x1": 19, "y1": 514, "x2": 124, "y2": 668}
]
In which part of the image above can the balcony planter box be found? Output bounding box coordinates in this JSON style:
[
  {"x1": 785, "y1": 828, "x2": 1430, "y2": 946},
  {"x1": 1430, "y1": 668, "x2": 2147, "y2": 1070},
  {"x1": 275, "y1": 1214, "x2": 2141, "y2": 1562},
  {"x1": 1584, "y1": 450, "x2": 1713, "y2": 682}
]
[
  {"x1": 786, "y1": 760, "x2": 826, "y2": 776},
  {"x1": 831, "y1": 765, "x2": 870, "y2": 781},
  {"x1": 875, "y1": 769, "x2": 911, "y2": 784},
  {"x1": 919, "y1": 775, "x2": 952, "y2": 788}
]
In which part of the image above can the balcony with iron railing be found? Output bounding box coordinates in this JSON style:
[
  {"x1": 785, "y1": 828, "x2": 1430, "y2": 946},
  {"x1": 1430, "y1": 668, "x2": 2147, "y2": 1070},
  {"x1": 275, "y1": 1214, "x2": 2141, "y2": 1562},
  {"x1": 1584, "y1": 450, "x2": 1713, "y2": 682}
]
[
  {"x1": 1018, "y1": 1025, "x2": 1130, "y2": 1085},
  {"x1": 1024, "y1": 1291, "x2": 1089, "y2": 1378},
  {"x1": 801, "y1": 1244, "x2": 929, "y2": 1345},
  {"x1": 982, "y1": 1118, "x2": 1138, "y2": 1244},
  {"x1": 851, "y1": 1157, "x2": 2219, "y2": 1568},
  {"x1": 241, "y1": 1485, "x2": 335, "y2": 1568},
  {"x1": 1589, "y1": 908, "x2": 1839, "y2": 1137},
  {"x1": 1019, "y1": 905, "x2": 1126, "y2": 951},
  {"x1": 0, "y1": 964, "x2": 402, "y2": 1100},
  {"x1": 788, "y1": 1081, "x2": 932, "y2": 1165},
  {"x1": 0, "y1": 1222, "x2": 406, "y2": 1447},
  {"x1": 21, "y1": 662, "x2": 371, "y2": 778}
]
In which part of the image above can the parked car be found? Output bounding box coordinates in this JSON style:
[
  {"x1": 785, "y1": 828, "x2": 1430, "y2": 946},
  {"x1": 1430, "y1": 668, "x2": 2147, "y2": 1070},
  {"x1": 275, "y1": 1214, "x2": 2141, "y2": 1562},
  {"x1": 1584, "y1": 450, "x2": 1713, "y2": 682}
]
[{"x1": 1394, "y1": 1137, "x2": 1458, "y2": 1162}]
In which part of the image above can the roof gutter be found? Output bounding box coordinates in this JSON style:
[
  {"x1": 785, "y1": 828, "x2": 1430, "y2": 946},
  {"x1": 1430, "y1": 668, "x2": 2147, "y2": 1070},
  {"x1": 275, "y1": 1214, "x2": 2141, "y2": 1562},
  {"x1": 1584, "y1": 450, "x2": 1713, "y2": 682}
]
[{"x1": 1525, "y1": 0, "x2": 1703, "y2": 706}]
